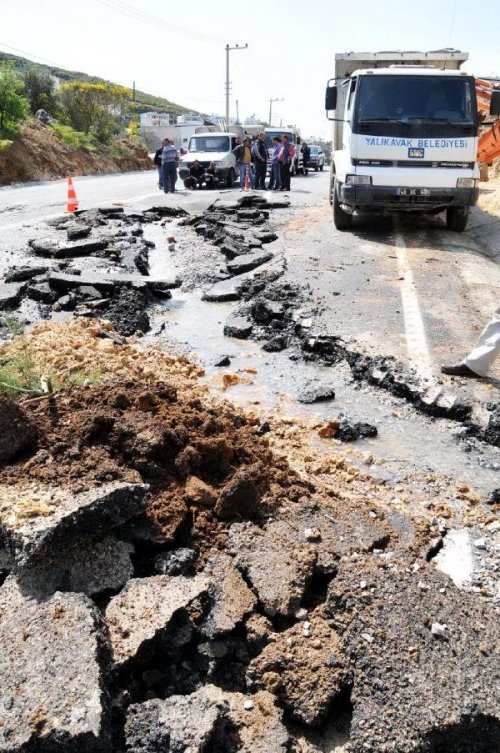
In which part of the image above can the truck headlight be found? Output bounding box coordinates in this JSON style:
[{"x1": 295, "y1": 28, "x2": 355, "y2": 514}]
[
  {"x1": 214, "y1": 161, "x2": 222, "y2": 168},
  {"x1": 456, "y1": 178, "x2": 478, "y2": 188},
  {"x1": 346, "y1": 174, "x2": 372, "y2": 185}
]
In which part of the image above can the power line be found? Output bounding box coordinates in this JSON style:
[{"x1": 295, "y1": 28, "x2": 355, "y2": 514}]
[
  {"x1": 92, "y1": 0, "x2": 224, "y2": 44},
  {"x1": 0, "y1": 41, "x2": 67, "y2": 69}
]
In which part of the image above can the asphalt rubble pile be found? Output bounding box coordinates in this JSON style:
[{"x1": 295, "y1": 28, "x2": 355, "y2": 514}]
[
  {"x1": 0, "y1": 205, "x2": 185, "y2": 337},
  {"x1": 181, "y1": 197, "x2": 499, "y2": 450},
  {"x1": 0, "y1": 332, "x2": 499, "y2": 752}
]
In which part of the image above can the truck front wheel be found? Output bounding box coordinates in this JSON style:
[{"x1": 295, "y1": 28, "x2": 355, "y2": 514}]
[
  {"x1": 226, "y1": 169, "x2": 235, "y2": 188},
  {"x1": 333, "y1": 181, "x2": 352, "y2": 231},
  {"x1": 446, "y1": 206, "x2": 469, "y2": 232}
]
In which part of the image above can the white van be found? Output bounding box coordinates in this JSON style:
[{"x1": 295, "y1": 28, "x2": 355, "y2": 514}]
[{"x1": 179, "y1": 132, "x2": 239, "y2": 188}]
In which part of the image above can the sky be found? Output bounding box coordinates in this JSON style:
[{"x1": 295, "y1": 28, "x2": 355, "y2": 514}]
[{"x1": 1, "y1": 0, "x2": 499, "y2": 140}]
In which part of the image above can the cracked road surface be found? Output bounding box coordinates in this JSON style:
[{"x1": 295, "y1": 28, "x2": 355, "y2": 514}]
[{"x1": 0, "y1": 168, "x2": 498, "y2": 483}]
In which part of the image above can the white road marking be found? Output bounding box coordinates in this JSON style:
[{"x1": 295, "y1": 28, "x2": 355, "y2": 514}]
[
  {"x1": 0, "y1": 192, "x2": 161, "y2": 229},
  {"x1": 393, "y1": 230, "x2": 434, "y2": 380},
  {"x1": 0, "y1": 213, "x2": 61, "y2": 230}
]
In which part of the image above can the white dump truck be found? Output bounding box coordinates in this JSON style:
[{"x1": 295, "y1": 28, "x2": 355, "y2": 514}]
[{"x1": 325, "y1": 50, "x2": 500, "y2": 232}]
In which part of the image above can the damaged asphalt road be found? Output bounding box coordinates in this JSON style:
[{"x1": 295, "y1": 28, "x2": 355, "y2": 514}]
[
  {"x1": 0, "y1": 170, "x2": 499, "y2": 752},
  {"x1": 0, "y1": 175, "x2": 499, "y2": 484}
]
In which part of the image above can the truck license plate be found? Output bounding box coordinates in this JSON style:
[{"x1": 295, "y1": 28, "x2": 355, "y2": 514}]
[{"x1": 397, "y1": 187, "x2": 431, "y2": 196}]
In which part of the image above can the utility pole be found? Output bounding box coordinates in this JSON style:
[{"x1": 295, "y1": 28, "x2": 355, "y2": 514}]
[
  {"x1": 269, "y1": 97, "x2": 284, "y2": 126},
  {"x1": 235, "y1": 99, "x2": 240, "y2": 124},
  {"x1": 225, "y1": 43, "x2": 248, "y2": 126}
]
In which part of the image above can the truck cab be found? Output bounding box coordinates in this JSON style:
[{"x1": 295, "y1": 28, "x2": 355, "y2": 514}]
[
  {"x1": 325, "y1": 51, "x2": 481, "y2": 231},
  {"x1": 179, "y1": 132, "x2": 239, "y2": 187}
]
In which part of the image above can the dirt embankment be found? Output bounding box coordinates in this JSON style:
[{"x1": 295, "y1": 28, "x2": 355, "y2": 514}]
[{"x1": 0, "y1": 122, "x2": 153, "y2": 185}]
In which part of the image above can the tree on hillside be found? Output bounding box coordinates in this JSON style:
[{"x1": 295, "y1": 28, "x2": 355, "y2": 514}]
[
  {"x1": 0, "y1": 64, "x2": 30, "y2": 135},
  {"x1": 22, "y1": 65, "x2": 56, "y2": 114},
  {"x1": 58, "y1": 81, "x2": 130, "y2": 143}
]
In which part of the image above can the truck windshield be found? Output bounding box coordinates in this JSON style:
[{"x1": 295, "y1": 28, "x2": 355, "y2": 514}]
[
  {"x1": 354, "y1": 75, "x2": 475, "y2": 128},
  {"x1": 189, "y1": 136, "x2": 230, "y2": 152}
]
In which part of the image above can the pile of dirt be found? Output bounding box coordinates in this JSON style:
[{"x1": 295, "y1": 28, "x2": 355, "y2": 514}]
[
  {"x1": 0, "y1": 122, "x2": 153, "y2": 186},
  {"x1": 1, "y1": 379, "x2": 306, "y2": 548},
  {"x1": 0, "y1": 319, "x2": 498, "y2": 752}
]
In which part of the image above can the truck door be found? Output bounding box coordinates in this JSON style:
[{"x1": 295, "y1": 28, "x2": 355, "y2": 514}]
[{"x1": 343, "y1": 77, "x2": 357, "y2": 150}]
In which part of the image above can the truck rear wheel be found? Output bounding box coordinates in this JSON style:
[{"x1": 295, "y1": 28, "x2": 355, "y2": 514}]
[
  {"x1": 333, "y1": 181, "x2": 352, "y2": 231},
  {"x1": 446, "y1": 206, "x2": 469, "y2": 232}
]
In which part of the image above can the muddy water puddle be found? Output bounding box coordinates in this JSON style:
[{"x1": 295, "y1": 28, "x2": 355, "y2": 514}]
[{"x1": 149, "y1": 290, "x2": 500, "y2": 497}]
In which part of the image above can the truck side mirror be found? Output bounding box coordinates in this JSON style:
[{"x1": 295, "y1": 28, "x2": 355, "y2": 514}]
[
  {"x1": 490, "y1": 90, "x2": 500, "y2": 117},
  {"x1": 325, "y1": 84, "x2": 337, "y2": 112}
]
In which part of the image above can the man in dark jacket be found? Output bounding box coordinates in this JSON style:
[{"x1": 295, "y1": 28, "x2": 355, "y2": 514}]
[
  {"x1": 302, "y1": 142, "x2": 311, "y2": 175},
  {"x1": 252, "y1": 131, "x2": 268, "y2": 190},
  {"x1": 201, "y1": 161, "x2": 219, "y2": 189},
  {"x1": 154, "y1": 138, "x2": 167, "y2": 189}
]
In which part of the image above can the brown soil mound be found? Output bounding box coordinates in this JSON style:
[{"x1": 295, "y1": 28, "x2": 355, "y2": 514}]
[
  {"x1": 0, "y1": 122, "x2": 153, "y2": 185},
  {"x1": 1, "y1": 379, "x2": 310, "y2": 552}
]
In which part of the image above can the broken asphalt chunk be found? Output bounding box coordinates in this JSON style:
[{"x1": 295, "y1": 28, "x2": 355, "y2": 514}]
[
  {"x1": 223, "y1": 314, "x2": 253, "y2": 339},
  {"x1": 249, "y1": 609, "x2": 348, "y2": 726},
  {"x1": 4, "y1": 265, "x2": 49, "y2": 283},
  {"x1": 0, "y1": 481, "x2": 149, "y2": 569},
  {"x1": 0, "y1": 577, "x2": 110, "y2": 752},
  {"x1": 125, "y1": 686, "x2": 225, "y2": 753},
  {"x1": 17, "y1": 535, "x2": 135, "y2": 598},
  {"x1": 201, "y1": 553, "x2": 257, "y2": 638},
  {"x1": 0, "y1": 396, "x2": 36, "y2": 465},
  {"x1": 229, "y1": 521, "x2": 316, "y2": 617},
  {"x1": 48, "y1": 271, "x2": 181, "y2": 293},
  {"x1": 0, "y1": 281, "x2": 25, "y2": 310},
  {"x1": 328, "y1": 555, "x2": 500, "y2": 753},
  {"x1": 227, "y1": 250, "x2": 273, "y2": 276},
  {"x1": 105, "y1": 574, "x2": 209, "y2": 667}
]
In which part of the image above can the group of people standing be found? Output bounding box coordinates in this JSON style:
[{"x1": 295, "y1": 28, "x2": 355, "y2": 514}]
[
  {"x1": 153, "y1": 131, "x2": 302, "y2": 194},
  {"x1": 232, "y1": 132, "x2": 296, "y2": 191},
  {"x1": 153, "y1": 138, "x2": 179, "y2": 194},
  {"x1": 154, "y1": 139, "x2": 219, "y2": 192}
]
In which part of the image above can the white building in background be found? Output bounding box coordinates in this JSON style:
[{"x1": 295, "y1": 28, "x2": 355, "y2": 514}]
[{"x1": 140, "y1": 112, "x2": 170, "y2": 127}]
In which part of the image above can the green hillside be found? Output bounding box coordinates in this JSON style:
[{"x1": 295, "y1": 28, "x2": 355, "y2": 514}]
[{"x1": 0, "y1": 50, "x2": 199, "y2": 117}]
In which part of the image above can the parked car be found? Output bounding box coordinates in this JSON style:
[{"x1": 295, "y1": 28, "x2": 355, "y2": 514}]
[{"x1": 305, "y1": 144, "x2": 325, "y2": 171}]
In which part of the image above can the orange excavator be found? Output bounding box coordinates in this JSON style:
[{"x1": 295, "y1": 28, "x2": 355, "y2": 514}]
[{"x1": 476, "y1": 78, "x2": 500, "y2": 170}]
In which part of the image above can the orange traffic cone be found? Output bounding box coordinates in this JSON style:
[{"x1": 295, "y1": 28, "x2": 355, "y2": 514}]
[
  {"x1": 244, "y1": 164, "x2": 250, "y2": 191},
  {"x1": 66, "y1": 177, "x2": 78, "y2": 213}
]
